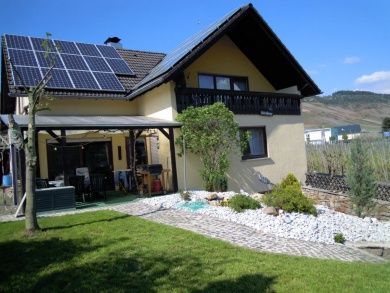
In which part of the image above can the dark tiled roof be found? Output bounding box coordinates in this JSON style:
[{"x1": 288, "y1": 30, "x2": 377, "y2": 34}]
[
  {"x1": 116, "y1": 49, "x2": 165, "y2": 90},
  {"x1": 1, "y1": 36, "x2": 165, "y2": 99}
]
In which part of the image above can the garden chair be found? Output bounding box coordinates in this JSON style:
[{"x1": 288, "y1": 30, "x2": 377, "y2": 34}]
[
  {"x1": 90, "y1": 173, "x2": 106, "y2": 200},
  {"x1": 69, "y1": 175, "x2": 86, "y2": 202}
]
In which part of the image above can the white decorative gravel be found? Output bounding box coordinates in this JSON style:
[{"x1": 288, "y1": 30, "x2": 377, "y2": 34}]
[{"x1": 140, "y1": 191, "x2": 390, "y2": 244}]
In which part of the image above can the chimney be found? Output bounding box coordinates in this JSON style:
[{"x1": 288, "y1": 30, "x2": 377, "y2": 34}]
[{"x1": 104, "y1": 37, "x2": 123, "y2": 49}]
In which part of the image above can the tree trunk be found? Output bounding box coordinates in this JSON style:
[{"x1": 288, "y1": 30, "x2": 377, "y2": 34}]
[{"x1": 25, "y1": 107, "x2": 39, "y2": 232}]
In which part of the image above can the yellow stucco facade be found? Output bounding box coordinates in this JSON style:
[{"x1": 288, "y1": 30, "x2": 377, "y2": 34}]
[{"x1": 33, "y1": 34, "x2": 307, "y2": 192}]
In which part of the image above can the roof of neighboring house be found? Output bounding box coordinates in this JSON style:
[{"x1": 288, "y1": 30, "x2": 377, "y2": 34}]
[
  {"x1": 1, "y1": 3, "x2": 320, "y2": 104},
  {"x1": 304, "y1": 128, "x2": 331, "y2": 133},
  {"x1": 331, "y1": 124, "x2": 361, "y2": 135}
]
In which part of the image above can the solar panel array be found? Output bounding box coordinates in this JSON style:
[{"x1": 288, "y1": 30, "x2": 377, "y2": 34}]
[{"x1": 4, "y1": 34, "x2": 135, "y2": 91}]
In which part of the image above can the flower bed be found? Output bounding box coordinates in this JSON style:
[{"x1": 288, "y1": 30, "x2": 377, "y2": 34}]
[{"x1": 140, "y1": 191, "x2": 390, "y2": 245}]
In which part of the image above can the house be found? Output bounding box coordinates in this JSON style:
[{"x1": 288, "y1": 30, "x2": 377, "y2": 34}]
[
  {"x1": 304, "y1": 128, "x2": 332, "y2": 144},
  {"x1": 0, "y1": 3, "x2": 320, "y2": 203},
  {"x1": 305, "y1": 124, "x2": 361, "y2": 144}
]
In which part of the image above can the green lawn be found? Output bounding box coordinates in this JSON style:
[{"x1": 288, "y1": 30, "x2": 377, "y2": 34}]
[{"x1": 0, "y1": 211, "x2": 389, "y2": 292}]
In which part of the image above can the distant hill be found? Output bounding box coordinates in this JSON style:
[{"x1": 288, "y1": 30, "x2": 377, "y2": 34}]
[{"x1": 302, "y1": 90, "x2": 390, "y2": 131}]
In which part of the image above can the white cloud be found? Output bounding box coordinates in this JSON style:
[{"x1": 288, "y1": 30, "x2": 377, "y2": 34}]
[
  {"x1": 355, "y1": 71, "x2": 390, "y2": 84},
  {"x1": 343, "y1": 56, "x2": 360, "y2": 64},
  {"x1": 354, "y1": 71, "x2": 390, "y2": 93}
]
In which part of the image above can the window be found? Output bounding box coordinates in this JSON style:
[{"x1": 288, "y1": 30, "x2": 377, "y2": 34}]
[
  {"x1": 198, "y1": 74, "x2": 248, "y2": 91},
  {"x1": 240, "y1": 127, "x2": 267, "y2": 159},
  {"x1": 198, "y1": 75, "x2": 214, "y2": 89}
]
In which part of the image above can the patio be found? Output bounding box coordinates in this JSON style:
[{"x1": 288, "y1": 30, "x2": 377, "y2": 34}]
[{"x1": 0, "y1": 114, "x2": 181, "y2": 215}]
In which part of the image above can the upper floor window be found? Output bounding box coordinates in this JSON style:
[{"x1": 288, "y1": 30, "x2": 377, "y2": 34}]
[{"x1": 198, "y1": 74, "x2": 249, "y2": 91}]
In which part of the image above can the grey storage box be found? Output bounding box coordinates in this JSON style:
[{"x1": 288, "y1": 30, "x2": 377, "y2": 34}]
[{"x1": 36, "y1": 186, "x2": 75, "y2": 212}]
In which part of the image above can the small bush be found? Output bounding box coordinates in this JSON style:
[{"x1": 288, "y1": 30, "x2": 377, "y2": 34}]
[
  {"x1": 228, "y1": 194, "x2": 261, "y2": 212},
  {"x1": 180, "y1": 191, "x2": 191, "y2": 201},
  {"x1": 280, "y1": 173, "x2": 301, "y2": 189},
  {"x1": 262, "y1": 174, "x2": 317, "y2": 216},
  {"x1": 334, "y1": 233, "x2": 346, "y2": 244}
]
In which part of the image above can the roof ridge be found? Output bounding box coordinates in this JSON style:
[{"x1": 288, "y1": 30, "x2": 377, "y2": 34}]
[{"x1": 117, "y1": 48, "x2": 166, "y2": 56}]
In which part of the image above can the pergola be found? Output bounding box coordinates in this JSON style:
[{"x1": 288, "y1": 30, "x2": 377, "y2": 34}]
[{"x1": 0, "y1": 115, "x2": 182, "y2": 204}]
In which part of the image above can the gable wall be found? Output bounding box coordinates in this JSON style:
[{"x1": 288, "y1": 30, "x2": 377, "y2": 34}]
[{"x1": 184, "y1": 35, "x2": 275, "y2": 92}]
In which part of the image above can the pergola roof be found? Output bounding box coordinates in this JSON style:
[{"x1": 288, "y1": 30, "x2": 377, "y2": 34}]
[{"x1": 0, "y1": 115, "x2": 181, "y2": 130}]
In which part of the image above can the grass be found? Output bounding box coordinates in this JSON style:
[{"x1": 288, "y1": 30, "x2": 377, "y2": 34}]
[{"x1": 0, "y1": 211, "x2": 389, "y2": 292}]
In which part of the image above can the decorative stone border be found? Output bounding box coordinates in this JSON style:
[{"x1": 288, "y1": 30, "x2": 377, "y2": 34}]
[
  {"x1": 305, "y1": 173, "x2": 390, "y2": 202},
  {"x1": 302, "y1": 186, "x2": 390, "y2": 221}
]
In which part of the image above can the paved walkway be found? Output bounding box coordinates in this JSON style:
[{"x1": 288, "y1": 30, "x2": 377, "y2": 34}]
[{"x1": 112, "y1": 202, "x2": 384, "y2": 263}]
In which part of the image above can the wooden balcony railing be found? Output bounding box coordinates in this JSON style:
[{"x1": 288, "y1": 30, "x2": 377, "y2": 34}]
[{"x1": 175, "y1": 87, "x2": 302, "y2": 115}]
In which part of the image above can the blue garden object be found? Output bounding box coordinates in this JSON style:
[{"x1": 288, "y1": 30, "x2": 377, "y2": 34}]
[
  {"x1": 2, "y1": 174, "x2": 12, "y2": 187},
  {"x1": 178, "y1": 200, "x2": 207, "y2": 212}
]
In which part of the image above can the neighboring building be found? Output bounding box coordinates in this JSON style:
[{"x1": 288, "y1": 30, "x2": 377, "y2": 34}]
[
  {"x1": 304, "y1": 128, "x2": 331, "y2": 144},
  {"x1": 304, "y1": 124, "x2": 361, "y2": 144},
  {"x1": 331, "y1": 124, "x2": 361, "y2": 141},
  {"x1": 0, "y1": 3, "x2": 320, "y2": 200}
]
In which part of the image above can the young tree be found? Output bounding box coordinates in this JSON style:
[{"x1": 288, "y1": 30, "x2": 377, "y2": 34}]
[
  {"x1": 345, "y1": 138, "x2": 376, "y2": 217},
  {"x1": 9, "y1": 35, "x2": 54, "y2": 233},
  {"x1": 176, "y1": 103, "x2": 239, "y2": 191},
  {"x1": 382, "y1": 117, "x2": 390, "y2": 132}
]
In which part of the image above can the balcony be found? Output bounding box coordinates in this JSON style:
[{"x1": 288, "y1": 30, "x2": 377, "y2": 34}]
[{"x1": 175, "y1": 87, "x2": 302, "y2": 115}]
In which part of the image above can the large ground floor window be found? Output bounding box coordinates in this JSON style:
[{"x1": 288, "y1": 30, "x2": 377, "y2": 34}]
[{"x1": 240, "y1": 127, "x2": 267, "y2": 160}]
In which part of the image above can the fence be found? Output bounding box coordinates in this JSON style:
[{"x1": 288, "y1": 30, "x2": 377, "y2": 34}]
[{"x1": 305, "y1": 172, "x2": 390, "y2": 202}]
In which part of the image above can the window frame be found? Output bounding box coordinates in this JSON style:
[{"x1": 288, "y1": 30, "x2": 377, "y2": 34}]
[
  {"x1": 240, "y1": 126, "x2": 268, "y2": 160},
  {"x1": 198, "y1": 73, "x2": 249, "y2": 91}
]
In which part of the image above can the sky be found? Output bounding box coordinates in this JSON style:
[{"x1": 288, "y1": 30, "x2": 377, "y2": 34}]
[{"x1": 1, "y1": 0, "x2": 390, "y2": 95}]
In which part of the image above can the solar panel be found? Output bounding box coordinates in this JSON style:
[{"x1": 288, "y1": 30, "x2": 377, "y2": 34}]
[
  {"x1": 12, "y1": 66, "x2": 42, "y2": 87},
  {"x1": 41, "y1": 68, "x2": 74, "y2": 89},
  {"x1": 135, "y1": 6, "x2": 239, "y2": 89},
  {"x1": 54, "y1": 40, "x2": 79, "y2": 54},
  {"x1": 93, "y1": 72, "x2": 124, "y2": 91},
  {"x1": 75, "y1": 43, "x2": 101, "y2": 57},
  {"x1": 68, "y1": 70, "x2": 100, "y2": 90},
  {"x1": 35, "y1": 52, "x2": 64, "y2": 69},
  {"x1": 5, "y1": 35, "x2": 32, "y2": 50},
  {"x1": 61, "y1": 54, "x2": 88, "y2": 70},
  {"x1": 30, "y1": 37, "x2": 57, "y2": 52},
  {"x1": 8, "y1": 49, "x2": 38, "y2": 67},
  {"x1": 84, "y1": 56, "x2": 111, "y2": 72},
  {"x1": 105, "y1": 58, "x2": 134, "y2": 75},
  {"x1": 4, "y1": 34, "x2": 133, "y2": 92},
  {"x1": 96, "y1": 45, "x2": 121, "y2": 59}
]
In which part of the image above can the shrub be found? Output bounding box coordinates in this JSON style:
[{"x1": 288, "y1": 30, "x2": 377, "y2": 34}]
[
  {"x1": 346, "y1": 139, "x2": 376, "y2": 217},
  {"x1": 228, "y1": 194, "x2": 261, "y2": 212},
  {"x1": 280, "y1": 173, "x2": 301, "y2": 189},
  {"x1": 176, "y1": 103, "x2": 239, "y2": 192},
  {"x1": 262, "y1": 174, "x2": 317, "y2": 215},
  {"x1": 334, "y1": 233, "x2": 346, "y2": 244}
]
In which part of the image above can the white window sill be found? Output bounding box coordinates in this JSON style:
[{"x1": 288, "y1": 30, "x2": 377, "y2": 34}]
[{"x1": 241, "y1": 156, "x2": 271, "y2": 162}]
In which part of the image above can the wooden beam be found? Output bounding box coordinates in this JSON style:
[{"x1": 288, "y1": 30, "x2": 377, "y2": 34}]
[
  {"x1": 46, "y1": 130, "x2": 61, "y2": 144},
  {"x1": 158, "y1": 128, "x2": 169, "y2": 139},
  {"x1": 60, "y1": 129, "x2": 66, "y2": 184},
  {"x1": 168, "y1": 128, "x2": 178, "y2": 192}
]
